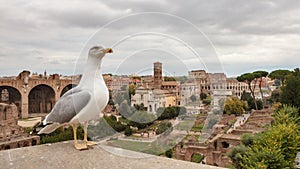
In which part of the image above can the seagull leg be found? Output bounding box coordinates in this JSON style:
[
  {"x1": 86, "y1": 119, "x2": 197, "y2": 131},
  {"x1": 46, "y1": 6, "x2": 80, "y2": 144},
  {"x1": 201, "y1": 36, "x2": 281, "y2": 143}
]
[
  {"x1": 72, "y1": 124, "x2": 87, "y2": 150},
  {"x1": 83, "y1": 123, "x2": 97, "y2": 146}
]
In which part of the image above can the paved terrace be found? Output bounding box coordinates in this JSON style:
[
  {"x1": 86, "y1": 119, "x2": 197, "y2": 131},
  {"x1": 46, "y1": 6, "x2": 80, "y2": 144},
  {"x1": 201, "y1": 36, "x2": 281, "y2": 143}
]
[{"x1": 0, "y1": 141, "x2": 226, "y2": 169}]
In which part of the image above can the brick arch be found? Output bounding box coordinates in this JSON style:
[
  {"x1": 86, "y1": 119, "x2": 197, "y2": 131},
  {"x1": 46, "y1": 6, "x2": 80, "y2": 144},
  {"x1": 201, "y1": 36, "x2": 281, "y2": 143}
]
[
  {"x1": 60, "y1": 84, "x2": 77, "y2": 97},
  {"x1": 28, "y1": 84, "x2": 55, "y2": 114},
  {"x1": 185, "y1": 147, "x2": 209, "y2": 162},
  {"x1": 191, "y1": 152, "x2": 206, "y2": 164},
  {"x1": 0, "y1": 86, "x2": 22, "y2": 117}
]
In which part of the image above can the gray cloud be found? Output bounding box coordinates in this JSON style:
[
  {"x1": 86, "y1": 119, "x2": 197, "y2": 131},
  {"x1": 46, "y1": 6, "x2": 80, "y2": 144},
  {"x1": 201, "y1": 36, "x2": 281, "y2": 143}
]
[{"x1": 0, "y1": 0, "x2": 299, "y2": 77}]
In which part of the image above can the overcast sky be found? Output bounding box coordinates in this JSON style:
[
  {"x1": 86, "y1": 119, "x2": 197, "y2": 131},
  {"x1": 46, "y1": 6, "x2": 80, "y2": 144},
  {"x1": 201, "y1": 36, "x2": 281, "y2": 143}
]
[{"x1": 1, "y1": 0, "x2": 300, "y2": 77}]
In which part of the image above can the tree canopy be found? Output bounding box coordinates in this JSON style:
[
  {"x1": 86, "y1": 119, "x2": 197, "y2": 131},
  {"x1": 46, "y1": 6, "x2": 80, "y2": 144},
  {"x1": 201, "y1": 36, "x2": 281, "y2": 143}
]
[
  {"x1": 237, "y1": 73, "x2": 258, "y2": 110},
  {"x1": 224, "y1": 97, "x2": 248, "y2": 115},
  {"x1": 241, "y1": 91, "x2": 263, "y2": 110},
  {"x1": 280, "y1": 69, "x2": 300, "y2": 107},
  {"x1": 269, "y1": 69, "x2": 292, "y2": 86},
  {"x1": 157, "y1": 106, "x2": 186, "y2": 120},
  {"x1": 253, "y1": 70, "x2": 269, "y2": 101}
]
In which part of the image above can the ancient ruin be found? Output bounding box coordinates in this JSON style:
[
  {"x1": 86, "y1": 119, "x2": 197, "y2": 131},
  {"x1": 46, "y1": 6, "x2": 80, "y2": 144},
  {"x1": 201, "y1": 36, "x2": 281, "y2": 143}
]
[
  {"x1": 0, "y1": 103, "x2": 39, "y2": 150},
  {"x1": 0, "y1": 70, "x2": 80, "y2": 118},
  {"x1": 174, "y1": 109, "x2": 274, "y2": 167}
]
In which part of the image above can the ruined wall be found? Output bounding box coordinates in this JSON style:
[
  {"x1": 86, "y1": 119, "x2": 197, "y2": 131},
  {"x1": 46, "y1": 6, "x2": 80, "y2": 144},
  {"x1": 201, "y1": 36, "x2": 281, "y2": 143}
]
[
  {"x1": 0, "y1": 71, "x2": 80, "y2": 118},
  {"x1": 0, "y1": 103, "x2": 21, "y2": 140},
  {"x1": 174, "y1": 109, "x2": 274, "y2": 167},
  {"x1": 0, "y1": 103, "x2": 40, "y2": 150}
]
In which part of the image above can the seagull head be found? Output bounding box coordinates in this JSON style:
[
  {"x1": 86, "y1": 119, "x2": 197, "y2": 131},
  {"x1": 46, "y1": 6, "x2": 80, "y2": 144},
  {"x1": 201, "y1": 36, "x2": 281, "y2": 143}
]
[{"x1": 88, "y1": 46, "x2": 113, "y2": 59}]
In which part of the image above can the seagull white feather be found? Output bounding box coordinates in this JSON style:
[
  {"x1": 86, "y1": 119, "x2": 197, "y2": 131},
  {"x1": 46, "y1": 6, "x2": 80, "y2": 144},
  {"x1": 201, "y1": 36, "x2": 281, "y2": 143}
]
[{"x1": 38, "y1": 46, "x2": 112, "y2": 150}]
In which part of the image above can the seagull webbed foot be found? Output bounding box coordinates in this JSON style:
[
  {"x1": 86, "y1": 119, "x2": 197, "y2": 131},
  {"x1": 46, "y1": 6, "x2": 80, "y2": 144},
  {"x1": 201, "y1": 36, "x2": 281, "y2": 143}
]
[
  {"x1": 86, "y1": 141, "x2": 97, "y2": 146},
  {"x1": 74, "y1": 142, "x2": 88, "y2": 150}
]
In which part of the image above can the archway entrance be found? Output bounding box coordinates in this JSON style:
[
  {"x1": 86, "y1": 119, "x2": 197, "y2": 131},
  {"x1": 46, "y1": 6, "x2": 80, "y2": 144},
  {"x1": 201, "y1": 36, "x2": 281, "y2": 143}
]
[
  {"x1": 0, "y1": 86, "x2": 22, "y2": 117},
  {"x1": 28, "y1": 84, "x2": 55, "y2": 114},
  {"x1": 60, "y1": 84, "x2": 77, "y2": 97},
  {"x1": 191, "y1": 153, "x2": 206, "y2": 164}
]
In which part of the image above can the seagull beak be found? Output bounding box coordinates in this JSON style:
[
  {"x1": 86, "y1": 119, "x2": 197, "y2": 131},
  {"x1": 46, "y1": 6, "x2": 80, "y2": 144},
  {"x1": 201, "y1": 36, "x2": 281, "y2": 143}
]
[{"x1": 105, "y1": 48, "x2": 113, "y2": 53}]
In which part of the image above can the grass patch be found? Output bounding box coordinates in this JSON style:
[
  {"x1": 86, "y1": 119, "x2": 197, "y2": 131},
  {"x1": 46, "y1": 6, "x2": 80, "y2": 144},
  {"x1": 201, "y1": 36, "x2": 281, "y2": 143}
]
[
  {"x1": 175, "y1": 120, "x2": 195, "y2": 131},
  {"x1": 191, "y1": 123, "x2": 204, "y2": 132}
]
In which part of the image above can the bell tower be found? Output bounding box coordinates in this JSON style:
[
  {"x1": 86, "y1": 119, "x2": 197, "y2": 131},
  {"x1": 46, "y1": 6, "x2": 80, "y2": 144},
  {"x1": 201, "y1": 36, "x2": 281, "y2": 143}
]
[{"x1": 153, "y1": 61, "x2": 162, "y2": 89}]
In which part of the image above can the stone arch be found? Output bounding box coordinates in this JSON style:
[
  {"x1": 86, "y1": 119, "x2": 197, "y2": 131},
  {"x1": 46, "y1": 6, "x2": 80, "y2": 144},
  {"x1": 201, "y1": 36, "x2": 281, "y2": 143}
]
[
  {"x1": 28, "y1": 84, "x2": 55, "y2": 114},
  {"x1": 0, "y1": 86, "x2": 22, "y2": 117},
  {"x1": 32, "y1": 139, "x2": 37, "y2": 146},
  {"x1": 4, "y1": 145, "x2": 10, "y2": 150},
  {"x1": 60, "y1": 84, "x2": 77, "y2": 97},
  {"x1": 191, "y1": 153, "x2": 206, "y2": 164},
  {"x1": 221, "y1": 141, "x2": 230, "y2": 148}
]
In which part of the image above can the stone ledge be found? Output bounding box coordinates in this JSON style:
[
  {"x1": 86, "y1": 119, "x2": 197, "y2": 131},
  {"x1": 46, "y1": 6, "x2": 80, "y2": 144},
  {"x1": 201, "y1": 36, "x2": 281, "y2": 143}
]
[{"x1": 0, "y1": 141, "x2": 226, "y2": 169}]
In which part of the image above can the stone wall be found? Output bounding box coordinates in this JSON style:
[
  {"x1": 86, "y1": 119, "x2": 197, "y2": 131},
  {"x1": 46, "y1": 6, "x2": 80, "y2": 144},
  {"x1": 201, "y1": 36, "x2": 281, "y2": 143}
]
[
  {"x1": 0, "y1": 103, "x2": 21, "y2": 140},
  {"x1": 0, "y1": 71, "x2": 80, "y2": 118},
  {"x1": 0, "y1": 103, "x2": 40, "y2": 151},
  {"x1": 0, "y1": 142, "x2": 226, "y2": 169}
]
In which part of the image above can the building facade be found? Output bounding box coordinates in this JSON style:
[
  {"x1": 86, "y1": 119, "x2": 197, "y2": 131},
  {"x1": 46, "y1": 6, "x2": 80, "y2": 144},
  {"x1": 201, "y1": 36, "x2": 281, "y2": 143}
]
[{"x1": 0, "y1": 71, "x2": 80, "y2": 118}]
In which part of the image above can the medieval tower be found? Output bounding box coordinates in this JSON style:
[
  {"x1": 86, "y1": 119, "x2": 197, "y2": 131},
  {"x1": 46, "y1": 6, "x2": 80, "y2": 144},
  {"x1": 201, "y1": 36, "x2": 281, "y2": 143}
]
[{"x1": 153, "y1": 61, "x2": 162, "y2": 89}]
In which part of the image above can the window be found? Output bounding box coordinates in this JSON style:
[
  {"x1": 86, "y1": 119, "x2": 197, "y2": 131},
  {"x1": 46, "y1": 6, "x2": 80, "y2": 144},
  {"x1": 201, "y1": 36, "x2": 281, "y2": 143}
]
[{"x1": 221, "y1": 141, "x2": 230, "y2": 148}]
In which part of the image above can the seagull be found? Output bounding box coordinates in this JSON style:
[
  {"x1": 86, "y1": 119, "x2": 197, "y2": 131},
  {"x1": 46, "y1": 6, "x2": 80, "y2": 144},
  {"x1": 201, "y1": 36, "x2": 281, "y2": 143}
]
[{"x1": 38, "y1": 46, "x2": 113, "y2": 150}]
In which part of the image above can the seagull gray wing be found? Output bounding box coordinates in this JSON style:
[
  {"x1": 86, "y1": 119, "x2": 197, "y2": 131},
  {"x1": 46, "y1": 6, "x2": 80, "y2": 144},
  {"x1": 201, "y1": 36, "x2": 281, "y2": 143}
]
[
  {"x1": 61, "y1": 86, "x2": 81, "y2": 98},
  {"x1": 45, "y1": 88, "x2": 91, "y2": 124}
]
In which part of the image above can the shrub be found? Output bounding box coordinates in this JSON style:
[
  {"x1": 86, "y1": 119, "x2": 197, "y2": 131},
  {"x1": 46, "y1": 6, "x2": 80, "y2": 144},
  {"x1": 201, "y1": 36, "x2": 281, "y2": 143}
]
[
  {"x1": 156, "y1": 122, "x2": 172, "y2": 135},
  {"x1": 124, "y1": 126, "x2": 133, "y2": 136}
]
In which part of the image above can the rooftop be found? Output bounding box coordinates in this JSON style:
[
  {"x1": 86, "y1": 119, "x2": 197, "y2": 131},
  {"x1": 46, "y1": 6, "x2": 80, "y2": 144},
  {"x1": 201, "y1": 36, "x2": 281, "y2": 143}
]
[{"x1": 0, "y1": 141, "x2": 226, "y2": 169}]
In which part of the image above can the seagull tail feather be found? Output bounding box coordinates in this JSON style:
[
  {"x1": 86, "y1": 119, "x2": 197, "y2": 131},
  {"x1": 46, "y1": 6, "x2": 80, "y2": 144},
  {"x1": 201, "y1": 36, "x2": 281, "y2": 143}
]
[{"x1": 37, "y1": 123, "x2": 61, "y2": 134}]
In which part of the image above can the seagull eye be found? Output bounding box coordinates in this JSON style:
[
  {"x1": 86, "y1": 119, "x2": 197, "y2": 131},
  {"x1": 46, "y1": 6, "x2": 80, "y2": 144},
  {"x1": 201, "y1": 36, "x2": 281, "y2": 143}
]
[{"x1": 91, "y1": 46, "x2": 100, "y2": 50}]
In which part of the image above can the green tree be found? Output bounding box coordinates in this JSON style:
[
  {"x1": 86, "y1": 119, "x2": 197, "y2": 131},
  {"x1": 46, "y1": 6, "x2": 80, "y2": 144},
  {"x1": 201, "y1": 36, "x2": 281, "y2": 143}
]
[
  {"x1": 241, "y1": 133, "x2": 256, "y2": 147},
  {"x1": 40, "y1": 126, "x2": 85, "y2": 144},
  {"x1": 200, "y1": 92, "x2": 207, "y2": 100},
  {"x1": 128, "y1": 84, "x2": 136, "y2": 99},
  {"x1": 237, "y1": 73, "x2": 258, "y2": 110},
  {"x1": 234, "y1": 105, "x2": 300, "y2": 168},
  {"x1": 129, "y1": 111, "x2": 156, "y2": 129},
  {"x1": 241, "y1": 123, "x2": 299, "y2": 168},
  {"x1": 269, "y1": 89, "x2": 280, "y2": 103},
  {"x1": 272, "y1": 105, "x2": 299, "y2": 125},
  {"x1": 164, "y1": 149, "x2": 173, "y2": 158},
  {"x1": 157, "y1": 106, "x2": 184, "y2": 120},
  {"x1": 269, "y1": 69, "x2": 292, "y2": 86},
  {"x1": 202, "y1": 98, "x2": 211, "y2": 106},
  {"x1": 191, "y1": 153, "x2": 205, "y2": 163},
  {"x1": 108, "y1": 90, "x2": 115, "y2": 105},
  {"x1": 133, "y1": 103, "x2": 147, "y2": 111},
  {"x1": 280, "y1": 69, "x2": 300, "y2": 107},
  {"x1": 227, "y1": 145, "x2": 248, "y2": 169},
  {"x1": 156, "y1": 121, "x2": 172, "y2": 135},
  {"x1": 164, "y1": 76, "x2": 176, "y2": 81},
  {"x1": 124, "y1": 126, "x2": 133, "y2": 136},
  {"x1": 241, "y1": 145, "x2": 289, "y2": 169},
  {"x1": 103, "y1": 115, "x2": 126, "y2": 132},
  {"x1": 241, "y1": 91, "x2": 263, "y2": 110},
  {"x1": 253, "y1": 70, "x2": 269, "y2": 102},
  {"x1": 224, "y1": 97, "x2": 248, "y2": 115}
]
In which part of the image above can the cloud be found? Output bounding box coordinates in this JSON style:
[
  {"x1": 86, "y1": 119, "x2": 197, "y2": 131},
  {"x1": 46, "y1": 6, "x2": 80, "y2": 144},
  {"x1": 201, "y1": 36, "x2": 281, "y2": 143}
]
[{"x1": 0, "y1": 0, "x2": 300, "y2": 77}]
